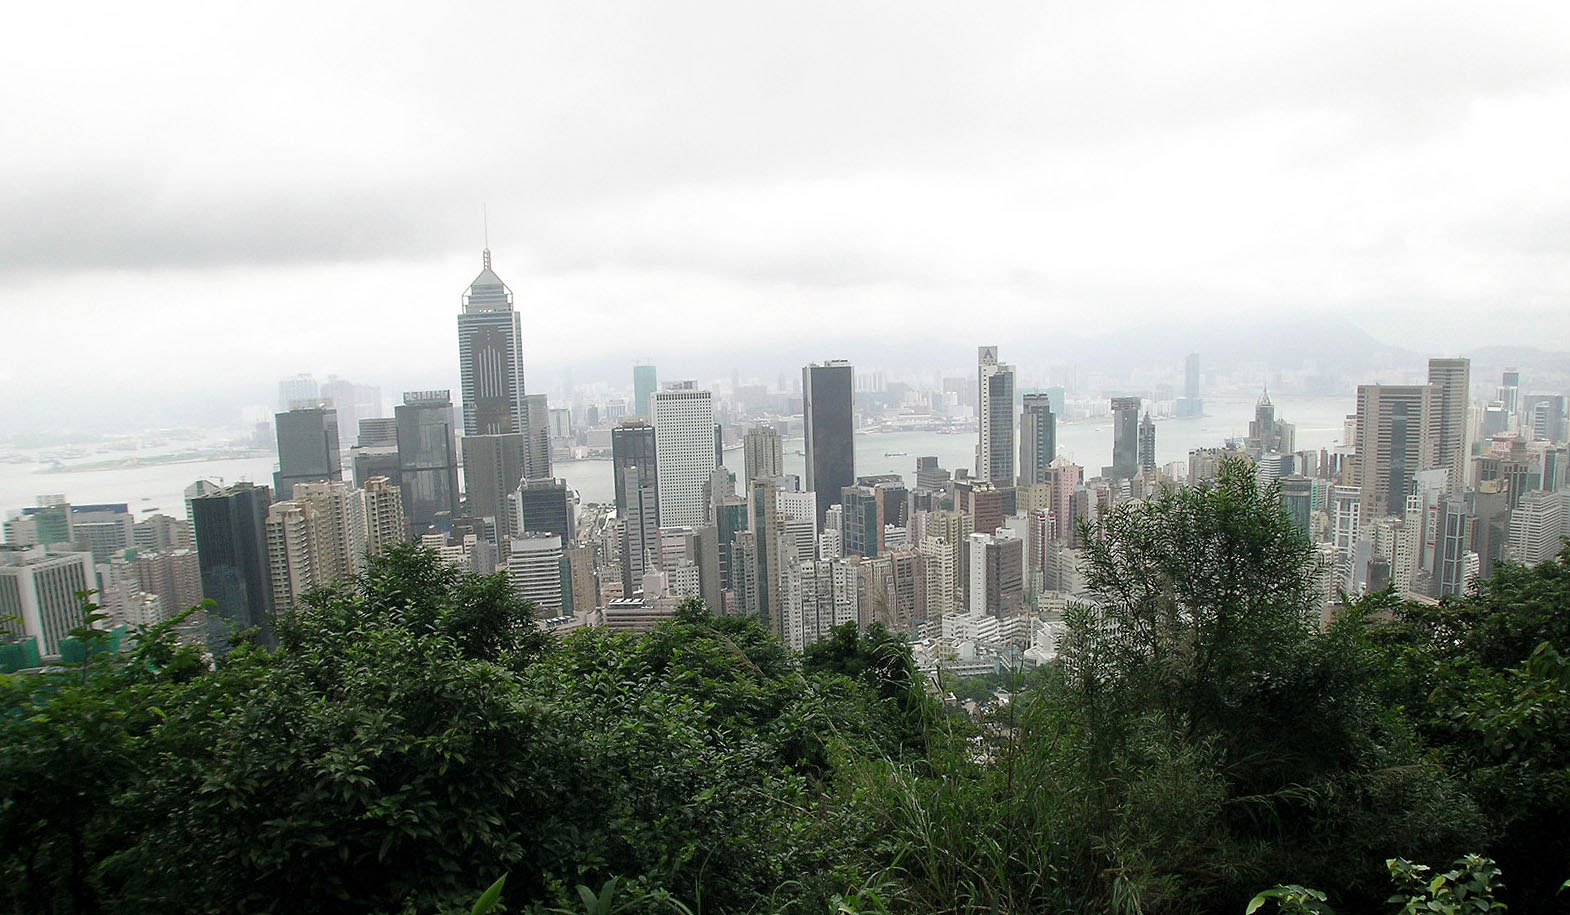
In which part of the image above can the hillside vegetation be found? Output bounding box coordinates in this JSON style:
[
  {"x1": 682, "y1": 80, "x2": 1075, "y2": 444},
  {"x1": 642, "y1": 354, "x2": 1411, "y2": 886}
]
[{"x1": 3, "y1": 462, "x2": 1567, "y2": 914}]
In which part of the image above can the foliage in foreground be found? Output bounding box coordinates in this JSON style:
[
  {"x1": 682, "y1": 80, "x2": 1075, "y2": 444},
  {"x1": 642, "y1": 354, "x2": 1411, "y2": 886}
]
[
  {"x1": 2, "y1": 457, "x2": 1568, "y2": 914},
  {"x1": 0, "y1": 545, "x2": 925, "y2": 914}
]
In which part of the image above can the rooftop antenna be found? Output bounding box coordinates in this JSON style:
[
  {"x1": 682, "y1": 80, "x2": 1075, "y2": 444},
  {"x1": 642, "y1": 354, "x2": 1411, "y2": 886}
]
[{"x1": 483, "y1": 205, "x2": 491, "y2": 269}]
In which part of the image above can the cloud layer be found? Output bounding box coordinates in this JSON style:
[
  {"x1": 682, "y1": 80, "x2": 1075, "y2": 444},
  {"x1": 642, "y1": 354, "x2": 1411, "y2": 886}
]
[{"x1": 3, "y1": 0, "x2": 1568, "y2": 426}]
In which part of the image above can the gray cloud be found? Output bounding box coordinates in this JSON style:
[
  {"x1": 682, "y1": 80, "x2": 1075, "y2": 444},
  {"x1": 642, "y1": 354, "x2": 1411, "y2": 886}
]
[{"x1": 0, "y1": 0, "x2": 1567, "y2": 423}]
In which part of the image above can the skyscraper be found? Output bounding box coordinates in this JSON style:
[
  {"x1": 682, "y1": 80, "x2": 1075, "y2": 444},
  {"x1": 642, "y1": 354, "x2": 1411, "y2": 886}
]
[
  {"x1": 1508, "y1": 490, "x2": 1567, "y2": 566},
  {"x1": 0, "y1": 545, "x2": 98, "y2": 659},
  {"x1": 744, "y1": 425, "x2": 784, "y2": 484},
  {"x1": 1245, "y1": 390, "x2": 1296, "y2": 459},
  {"x1": 460, "y1": 433, "x2": 527, "y2": 541},
  {"x1": 278, "y1": 374, "x2": 318, "y2": 412},
  {"x1": 632, "y1": 364, "x2": 658, "y2": 419},
  {"x1": 515, "y1": 478, "x2": 575, "y2": 543},
  {"x1": 351, "y1": 417, "x2": 401, "y2": 488},
  {"x1": 291, "y1": 480, "x2": 368, "y2": 584},
  {"x1": 523, "y1": 393, "x2": 552, "y2": 480},
  {"x1": 395, "y1": 391, "x2": 460, "y2": 537},
  {"x1": 265, "y1": 500, "x2": 319, "y2": 614},
  {"x1": 1177, "y1": 352, "x2": 1204, "y2": 418},
  {"x1": 1350, "y1": 384, "x2": 1436, "y2": 521},
  {"x1": 748, "y1": 476, "x2": 783, "y2": 630},
  {"x1": 191, "y1": 482, "x2": 274, "y2": 641},
  {"x1": 967, "y1": 530, "x2": 1023, "y2": 617},
  {"x1": 1526, "y1": 394, "x2": 1567, "y2": 445},
  {"x1": 273, "y1": 403, "x2": 342, "y2": 498},
  {"x1": 507, "y1": 533, "x2": 564, "y2": 617},
  {"x1": 1137, "y1": 412, "x2": 1157, "y2": 474},
  {"x1": 319, "y1": 377, "x2": 382, "y2": 451},
  {"x1": 803, "y1": 360, "x2": 855, "y2": 525},
  {"x1": 1427, "y1": 358, "x2": 1471, "y2": 492},
  {"x1": 653, "y1": 382, "x2": 717, "y2": 528},
  {"x1": 1110, "y1": 397, "x2": 1142, "y2": 480},
  {"x1": 612, "y1": 421, "x2": 659, "y2": 597},
  {"x1": 362, "y1": 476, "x2": 406, "y2": 558},
  {"x1": 456, "y1": 249, "x2": 526, "y2": 436},
  {"x1": 977, "y1": 346, "x2": 1016, "y2": 484},
  {"x1": 1018, "y1": 393, "x2": 1057, "y2": 487}
]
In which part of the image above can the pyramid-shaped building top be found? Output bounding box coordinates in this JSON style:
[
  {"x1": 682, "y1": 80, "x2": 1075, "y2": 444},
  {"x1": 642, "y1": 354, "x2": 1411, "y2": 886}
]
[{"x1": 462, "y1": 249, "x2": 513, "y2": 312}]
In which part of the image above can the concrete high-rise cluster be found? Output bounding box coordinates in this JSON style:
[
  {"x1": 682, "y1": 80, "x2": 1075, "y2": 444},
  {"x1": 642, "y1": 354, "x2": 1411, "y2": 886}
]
[
  {"x1": 32, "y1": 292, "x2": 1570, "y2": 677},
  {"x1": 1323, "y1": 356, "x2": 1570, "y2": 604}
]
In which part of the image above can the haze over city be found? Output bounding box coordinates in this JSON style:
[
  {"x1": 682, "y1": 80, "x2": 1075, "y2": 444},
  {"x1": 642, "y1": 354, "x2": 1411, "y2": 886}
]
[
  {"x1": 8, "y1": 4, "x2": 1570, "y2": 913},
  {"x1": 5, "y1": 1, "x2": 1570, "y2": 433}
]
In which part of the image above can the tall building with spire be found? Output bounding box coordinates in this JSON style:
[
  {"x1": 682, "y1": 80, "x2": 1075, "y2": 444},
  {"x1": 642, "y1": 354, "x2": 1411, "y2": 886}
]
[
  {"x1": 456, "y1": 249, "x2": 527, "y2": 436},
  {"x1": 1245, "y1": 390, "x2": 1295, "y2": 459},
  {"x1": 1137, "y1": 412, "x2": 1157, "y2": 474}
]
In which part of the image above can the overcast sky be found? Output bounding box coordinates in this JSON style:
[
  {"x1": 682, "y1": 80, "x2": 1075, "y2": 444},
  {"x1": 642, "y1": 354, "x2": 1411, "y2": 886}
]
[{"x1": 4, "y1": 1, "x2": 1568, "y2": 430}]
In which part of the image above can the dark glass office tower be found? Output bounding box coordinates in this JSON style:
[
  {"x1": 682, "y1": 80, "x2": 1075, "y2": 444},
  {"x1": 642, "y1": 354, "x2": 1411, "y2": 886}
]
[
  {"x1": 516, "y1": 478, "x2": 575, "y2": 542},
  {"x1": 396, "y1": 391, "x2": 461, "y2": 537},
  {"x1": 191, "y1": 482, "x2": 274, "y2": 641},
  {"x1": 803, "y1": 360, "x2": 854, "y2": 525},
  {"x1": 273, "y1": 403, "x2": 341, "y2": 499},
  {"x1": 460, "y1": 433, "x2": 527, "y2": 541},
  {"x1": 1018, "y1": 393, "x2": 1056, "y2": 486},
  {"x1": 1110, "y1": 397, "x2": 1141, "y2": 480},
  {"x1": 612, "y1": 420, "x2": 659, "y2": 595}
]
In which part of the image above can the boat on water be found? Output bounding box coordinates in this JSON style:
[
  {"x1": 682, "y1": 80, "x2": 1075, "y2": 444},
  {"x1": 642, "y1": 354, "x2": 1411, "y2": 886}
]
[{"x1": 883, "y1": 451, "x2": 908, "y2": 457}]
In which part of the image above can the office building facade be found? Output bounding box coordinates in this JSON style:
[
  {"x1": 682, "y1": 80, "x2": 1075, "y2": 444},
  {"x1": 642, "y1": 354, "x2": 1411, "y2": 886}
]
[
  {"x1": 804, "y1": 361, "x2": 855, "y2": 525},
  {"x1": 653, "y1": 383, "x2": 717, "y2": 528},
  {"x1": 977, "y1": 346, "x2": 1016, "y2": 484}
]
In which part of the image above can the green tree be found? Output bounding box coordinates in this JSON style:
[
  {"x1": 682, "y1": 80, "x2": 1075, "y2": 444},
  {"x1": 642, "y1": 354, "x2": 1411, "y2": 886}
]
[{"x1": 1403, "y1": 548, "x2": 1570, "y2": 909}]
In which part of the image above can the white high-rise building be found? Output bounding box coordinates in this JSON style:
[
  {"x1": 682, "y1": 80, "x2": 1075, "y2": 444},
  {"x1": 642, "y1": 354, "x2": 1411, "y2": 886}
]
[
  {"x1": 919, "y1": 536, "x2": 957, "y2": 618},
  {"x1": 1393, "y1": 498, "x2": 1423, "y2": 598},
  {"x1": 743, "y1": 425, "x2": 784, "y2": 484},
  {"x1": 817, "y1": 528, "x2": 843, "y2": 561},
  {"x1": 783, "y1": 558, "x2": 860, "y2": 650},
  {"x1": 1508, "y1": 490, "x2": 1566, "y2": 567},
  {"x1": 977, "y1": 346, "x2": 1016, "y2": 483},
  {"x1": 652, "y1": 383, "x2": 717, "y2": 528},
  {"x1": 967, "y1": 528, "x2": 1023, "y2": 617},
  {"x1": 363, "y1": 476, "x2": 406, "y2": 558},
  {"x1": 1330, "y1": 485, "x2": 1361, "y2": 593},
  {"x1": 265, "y1": 501, "x2": 319, "y2": 614},
  {"x1": 508, "y1": 533, "x2": 564, "y2": 616},
  {"x1": 1427, "y1": 358, "x2": 1471, "y2": 493},
  {"x1": 291, "y1": 480, "x2": 367, "y2": 584}
]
